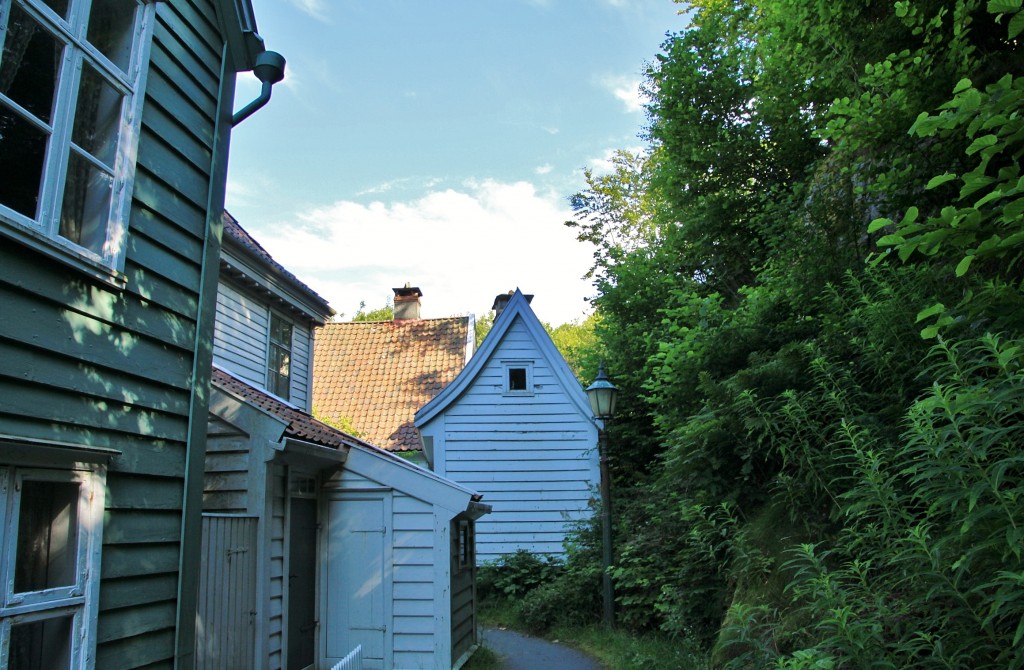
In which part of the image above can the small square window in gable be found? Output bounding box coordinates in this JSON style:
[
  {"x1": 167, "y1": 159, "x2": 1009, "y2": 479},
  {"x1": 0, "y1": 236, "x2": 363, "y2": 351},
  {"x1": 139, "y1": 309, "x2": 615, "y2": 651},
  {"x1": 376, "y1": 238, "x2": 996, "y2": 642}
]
[
  {"x1": 508, "y1": 367, "x2": 527, "y2": 391},
  {"x1": 503, "y1": 361, "x2": 534, "y2": 395}
]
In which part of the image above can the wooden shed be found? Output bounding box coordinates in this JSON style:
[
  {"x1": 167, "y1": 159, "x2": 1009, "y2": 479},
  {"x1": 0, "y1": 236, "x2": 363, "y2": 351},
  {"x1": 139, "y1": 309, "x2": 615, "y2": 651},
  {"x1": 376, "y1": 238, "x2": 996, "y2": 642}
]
[
  {"x1": 323, "y1": 442, "x2": 490, "y2": 670},
  {"x1": 204, "y1": 367, "x2": 489, "y2": 670},
  {"x1": 415, "y1": 290, "x2": 601, "y2": 563},
  {"x1": 0, "y1": 0, "x2": 281, "y2": 666}
]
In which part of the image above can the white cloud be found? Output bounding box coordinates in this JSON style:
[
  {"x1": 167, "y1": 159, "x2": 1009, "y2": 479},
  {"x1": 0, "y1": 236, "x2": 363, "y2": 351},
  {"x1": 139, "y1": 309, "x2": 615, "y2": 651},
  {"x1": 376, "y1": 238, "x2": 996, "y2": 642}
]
[
  {"x1": 586, "y1": 145, "x2": 645, "y2": 175},
  {"x1": 535, "y1": 164, "x2": 554, "y2": 175},
  {"x1": 597, "y1": 74, "x2": 645, "y2": 113},
  {"x1": 250, "y1": 179, "x2": 595, "y2": 325},
  {"x1": 288, "y1": 0, "x2": 330, "y2": 22}
]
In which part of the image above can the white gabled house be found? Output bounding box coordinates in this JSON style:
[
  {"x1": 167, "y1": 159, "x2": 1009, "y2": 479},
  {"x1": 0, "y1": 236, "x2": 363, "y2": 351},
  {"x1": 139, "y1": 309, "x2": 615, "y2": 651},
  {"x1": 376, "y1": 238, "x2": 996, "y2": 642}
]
[{"x1": 415, "y1": 289, "x2": 601, "y2": 563}]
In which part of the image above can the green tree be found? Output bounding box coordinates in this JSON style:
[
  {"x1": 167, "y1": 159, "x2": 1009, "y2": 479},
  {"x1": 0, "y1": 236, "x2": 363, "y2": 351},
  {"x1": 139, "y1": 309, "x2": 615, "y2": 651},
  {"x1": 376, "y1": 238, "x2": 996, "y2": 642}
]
[
  {"x1": 351, "y1": 299, "x2": 393, "y2": 321},
  {"x1": 560, "y1": 0, "x2": 1024, "y2": 661}
]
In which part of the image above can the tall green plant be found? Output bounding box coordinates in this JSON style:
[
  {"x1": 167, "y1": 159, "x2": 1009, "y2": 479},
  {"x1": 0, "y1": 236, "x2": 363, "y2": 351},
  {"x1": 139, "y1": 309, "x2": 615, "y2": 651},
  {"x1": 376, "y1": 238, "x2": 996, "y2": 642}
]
[{"x1": 773, "y1": 334, "x2": 1024, "y2": 669}]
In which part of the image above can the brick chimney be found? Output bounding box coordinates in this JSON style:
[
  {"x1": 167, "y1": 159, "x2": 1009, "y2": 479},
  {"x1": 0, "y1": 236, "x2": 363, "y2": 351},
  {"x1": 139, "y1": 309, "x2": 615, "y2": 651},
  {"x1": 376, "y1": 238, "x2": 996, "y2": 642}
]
[
  {"x1": 393, "y1": 284, "x2": 422, "y2": 320},
  {"x1": 492, "y1": 290, "x2": 533, "y2": 319}
]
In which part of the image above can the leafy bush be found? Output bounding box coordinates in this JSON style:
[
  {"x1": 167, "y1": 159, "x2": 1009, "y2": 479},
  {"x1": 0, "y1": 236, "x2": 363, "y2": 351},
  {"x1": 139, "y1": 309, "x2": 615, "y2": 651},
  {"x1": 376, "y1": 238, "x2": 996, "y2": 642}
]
[{"x1": 477, "y1": 549, "x2": 562, "y2": 602}]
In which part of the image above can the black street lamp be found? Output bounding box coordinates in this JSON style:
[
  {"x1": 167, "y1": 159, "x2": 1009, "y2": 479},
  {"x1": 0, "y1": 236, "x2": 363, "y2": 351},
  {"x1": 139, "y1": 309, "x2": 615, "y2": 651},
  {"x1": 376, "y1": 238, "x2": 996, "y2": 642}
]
[{"x1": 585, "y1": 363, "x2": 618, "y2": 628}]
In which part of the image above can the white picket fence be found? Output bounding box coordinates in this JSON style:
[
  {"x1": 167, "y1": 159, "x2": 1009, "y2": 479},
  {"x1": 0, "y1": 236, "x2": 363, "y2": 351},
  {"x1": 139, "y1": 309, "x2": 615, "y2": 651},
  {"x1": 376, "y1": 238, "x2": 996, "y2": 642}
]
[{"x1": 330, "y1": 645, "x2": 363, "y2": 670}]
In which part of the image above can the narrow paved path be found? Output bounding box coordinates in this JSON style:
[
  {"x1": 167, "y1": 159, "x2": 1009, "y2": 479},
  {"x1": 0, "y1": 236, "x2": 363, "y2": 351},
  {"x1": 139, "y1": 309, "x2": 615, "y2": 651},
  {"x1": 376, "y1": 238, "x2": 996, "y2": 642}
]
[{"x1": 483, "y1": 627, "x2": 602, "y2": 670}]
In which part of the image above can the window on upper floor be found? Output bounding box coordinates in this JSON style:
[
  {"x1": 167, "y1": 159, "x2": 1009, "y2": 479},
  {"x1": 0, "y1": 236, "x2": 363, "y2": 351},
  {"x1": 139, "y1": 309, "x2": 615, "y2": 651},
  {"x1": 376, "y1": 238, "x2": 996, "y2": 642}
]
[
  {"x1": 0, "y1": 464, "x2": 106, "y2": 670},
  {"x1": 268, "y1": 312, "x2": 293, "y2": 400},
  {"x1": 503, "y1": 361, "x2": 534, "y2": 395},
  {"x1": 0, "y1": 0, "x2": 152, "y2": 278}
]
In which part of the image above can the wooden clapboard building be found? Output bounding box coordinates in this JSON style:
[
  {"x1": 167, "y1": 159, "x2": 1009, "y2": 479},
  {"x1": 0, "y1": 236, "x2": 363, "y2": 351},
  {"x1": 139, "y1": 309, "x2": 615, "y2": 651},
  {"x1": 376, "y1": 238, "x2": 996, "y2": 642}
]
[
  {"x1": 416, "y1": 290, "x2": 601, "y2": 564},
  {"x1": 0, "y1": 0, "x2": 283, "y2": 666}
]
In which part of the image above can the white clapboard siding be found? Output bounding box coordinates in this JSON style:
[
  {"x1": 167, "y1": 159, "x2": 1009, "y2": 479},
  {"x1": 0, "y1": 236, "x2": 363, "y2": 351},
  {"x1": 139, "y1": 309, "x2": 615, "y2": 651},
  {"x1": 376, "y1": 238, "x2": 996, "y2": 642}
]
[
  {"x1": 417, "y1": 292, "x2": 601, "y2": 564},
  {"x1": 323, "y1": 444, "x2": 479, "y2": 670},
  {"x1": 214, "y1": 282, "x2": 268, "y2": 387},
  {"x1": 447, "y1": 321, "x2": 596, "y2": 563},
  {"x1": 215, "y1": 281, "x2": 318, "y2": 410},
  {"x1": 289, "y1": 323, "x2": 312, "y2": 411},
  {"x1": 267, "y1": 466, "x2": 287, "y2": 669}
]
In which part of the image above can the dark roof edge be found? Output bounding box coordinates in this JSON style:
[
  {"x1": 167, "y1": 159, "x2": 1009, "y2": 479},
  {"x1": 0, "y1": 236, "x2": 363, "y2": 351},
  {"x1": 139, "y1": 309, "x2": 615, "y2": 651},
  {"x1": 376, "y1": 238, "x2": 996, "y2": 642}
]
[{"x1": 221, "y1": 211, "x2": 334, "y2": 321}]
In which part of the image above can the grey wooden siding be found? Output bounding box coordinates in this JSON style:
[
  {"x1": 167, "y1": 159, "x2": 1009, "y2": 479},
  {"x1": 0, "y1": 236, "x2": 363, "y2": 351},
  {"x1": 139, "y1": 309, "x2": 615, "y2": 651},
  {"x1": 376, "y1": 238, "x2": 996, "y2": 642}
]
[
  {"x1": 203, "y1": 416, "x2": 289, "y2": 670},
  {"x1": 0, "y1": 1, "x2": 229, "y2": 666},
  {"x1": 203, "y1": 417, "x2": 252, "y2": 514},
  {"x1": 213, "y1": 281, "x2": 315, "y2": 410},
  {"x1": 214, "y1": 282, "x2": 269, "y2": 387},
  {"x1": 438, "y1": 319, "x2": 598, "y2": 562}
]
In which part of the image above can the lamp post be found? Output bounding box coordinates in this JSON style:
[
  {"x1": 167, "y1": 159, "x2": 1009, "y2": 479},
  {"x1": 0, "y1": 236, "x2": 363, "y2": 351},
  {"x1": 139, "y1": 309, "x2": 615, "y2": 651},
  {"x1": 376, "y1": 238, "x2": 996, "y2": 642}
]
[{"x1": 585, "y1": 363, "x2": 618, "y2": 628}]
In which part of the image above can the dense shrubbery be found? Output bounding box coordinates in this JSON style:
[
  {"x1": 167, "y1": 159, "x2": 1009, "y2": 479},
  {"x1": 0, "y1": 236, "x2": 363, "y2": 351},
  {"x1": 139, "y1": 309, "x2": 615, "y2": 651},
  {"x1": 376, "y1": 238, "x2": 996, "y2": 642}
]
[
  {"x1": 563, "y1": 0, "x2": 1024, "y2": 666},
  {"x1": 477, "y1": 543, "x2": 602, "y2": 635}
]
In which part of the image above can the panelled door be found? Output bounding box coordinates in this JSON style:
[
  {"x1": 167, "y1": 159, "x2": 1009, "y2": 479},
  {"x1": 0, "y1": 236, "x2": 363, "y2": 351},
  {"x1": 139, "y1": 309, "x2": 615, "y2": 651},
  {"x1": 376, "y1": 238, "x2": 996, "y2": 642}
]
[{"x1": 323, "y1": 493, "x2": 391, "y2": 670}]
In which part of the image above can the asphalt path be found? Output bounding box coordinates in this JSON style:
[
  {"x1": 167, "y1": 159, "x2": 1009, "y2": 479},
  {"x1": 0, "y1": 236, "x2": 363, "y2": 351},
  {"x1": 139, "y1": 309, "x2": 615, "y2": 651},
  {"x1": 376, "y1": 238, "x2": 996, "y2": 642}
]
[{"x1": 483, "y1": 627, "x2": 602, "y2": 670}]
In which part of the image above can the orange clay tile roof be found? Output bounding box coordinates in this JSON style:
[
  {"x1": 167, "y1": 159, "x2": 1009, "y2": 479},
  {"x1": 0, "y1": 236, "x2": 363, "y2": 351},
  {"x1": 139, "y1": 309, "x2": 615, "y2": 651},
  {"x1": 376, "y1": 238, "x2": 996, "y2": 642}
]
[
  {"x1": 312, "y1": 317, "x2": 471, "y2": 452},
  {"x1": 212, "y1": 367, "x2": 374, "y2": 451}
]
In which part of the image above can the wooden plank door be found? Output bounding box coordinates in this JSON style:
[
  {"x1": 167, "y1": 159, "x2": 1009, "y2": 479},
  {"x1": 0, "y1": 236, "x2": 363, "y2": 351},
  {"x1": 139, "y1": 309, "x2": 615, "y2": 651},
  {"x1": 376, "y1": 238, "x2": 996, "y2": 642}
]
[
  {"x1": 324, "y1": 494, "x2": 390, "y2": 670},
  {"x1": 196, "y1": 515, "x2": 257, "y2": 670}
]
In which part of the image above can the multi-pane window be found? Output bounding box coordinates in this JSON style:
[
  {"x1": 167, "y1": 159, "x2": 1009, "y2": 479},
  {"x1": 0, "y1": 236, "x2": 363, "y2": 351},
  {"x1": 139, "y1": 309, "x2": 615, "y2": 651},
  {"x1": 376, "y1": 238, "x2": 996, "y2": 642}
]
[
  {"x1": 0, "y1": 465, "x2": 106, "y2": 670},
  {"x1": 268, "y1": 312, "x2": 293, "y2": 400},
  {"x1": 0, "y1": 0, "x2": 152, "y2": 273}
]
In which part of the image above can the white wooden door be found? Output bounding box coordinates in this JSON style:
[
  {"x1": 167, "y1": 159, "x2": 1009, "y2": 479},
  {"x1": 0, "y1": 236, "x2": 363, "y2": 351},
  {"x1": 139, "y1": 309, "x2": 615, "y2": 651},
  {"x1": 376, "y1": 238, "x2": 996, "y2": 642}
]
[{"x1": 324, "y1": 494, "x2": 390, "y2": 670}]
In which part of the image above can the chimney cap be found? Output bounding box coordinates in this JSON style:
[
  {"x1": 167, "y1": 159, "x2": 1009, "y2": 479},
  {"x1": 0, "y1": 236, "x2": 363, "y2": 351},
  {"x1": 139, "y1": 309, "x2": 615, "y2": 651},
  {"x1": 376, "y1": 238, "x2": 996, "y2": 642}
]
[
  {"x1": 492, "y1": 289, "x2": 534, "y2": 313},
  {"x1": 393, "y1": 283, "x2": 423, "y2": 298}
]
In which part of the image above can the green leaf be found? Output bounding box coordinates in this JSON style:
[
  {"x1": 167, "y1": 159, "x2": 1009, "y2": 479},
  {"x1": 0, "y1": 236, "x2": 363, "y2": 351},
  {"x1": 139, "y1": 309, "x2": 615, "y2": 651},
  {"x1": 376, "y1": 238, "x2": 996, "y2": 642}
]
[
  {"x1": 916, "y1": 303, "x2": 946, "y2": 322},
  {"x1": 966, "y1": 134, "x2": 999, "y2": 156},
  {"x1": 955, "y1": 255, "x2": 974, "y2": 277},
  {"x1": 921, "y1": 324, "x2": 941, "y2": 339},
  {"x1": 877, "y1": 234, "x2": 905, "y2": 247},
  {"x1": 1003, "y1": 197, "x2": 1024, "y2": 221},
  {"x1": 953, "y1": 77, "x2": 974, "y2": 94},
  {"x1": 900, "y1": 206, "x2": 920, "y2": 226},
  {"x1": 987, "y1": 0, "x2": 1022, "y2": 13},
  {"x1": 961, "y1": 174, "x2": 997, "y2": 199},
  {"x1": 927, "y1": 173, "x2": 957, "y2": 190},
  {"x1": 1010, "y1": 11, "x2": 1024, "y2": 39},
  {"x1": 868, "y1": 217, "x2": 892, "y2": 234}
]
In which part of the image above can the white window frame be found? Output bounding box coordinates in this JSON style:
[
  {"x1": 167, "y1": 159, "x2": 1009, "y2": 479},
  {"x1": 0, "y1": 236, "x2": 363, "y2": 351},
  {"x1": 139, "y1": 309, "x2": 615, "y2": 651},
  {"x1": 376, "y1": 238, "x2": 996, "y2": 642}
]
[
  {"x1": 502, "y1": 360, "x2": 534, "y2": 396},
  {"x1": 0, "y1": 0, "x2": 155, "y2": 285},
  {"x1": 0, "y1": 463, "x2": 106, "y2": 670}
]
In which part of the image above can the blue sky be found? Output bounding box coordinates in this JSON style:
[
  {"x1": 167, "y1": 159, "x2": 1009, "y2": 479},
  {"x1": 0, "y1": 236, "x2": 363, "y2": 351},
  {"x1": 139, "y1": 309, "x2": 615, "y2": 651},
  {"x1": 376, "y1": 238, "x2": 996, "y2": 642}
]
[{"x1": 225, "y1": 0, "x2": 685, "y2": 325}]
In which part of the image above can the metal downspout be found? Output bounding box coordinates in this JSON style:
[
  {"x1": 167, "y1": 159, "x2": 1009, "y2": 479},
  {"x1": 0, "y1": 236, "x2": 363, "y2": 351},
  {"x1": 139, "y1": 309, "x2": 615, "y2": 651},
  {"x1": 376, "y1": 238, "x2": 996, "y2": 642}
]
[{"x1": 174, "y1": 41, "x2": 236, "y2": 669}]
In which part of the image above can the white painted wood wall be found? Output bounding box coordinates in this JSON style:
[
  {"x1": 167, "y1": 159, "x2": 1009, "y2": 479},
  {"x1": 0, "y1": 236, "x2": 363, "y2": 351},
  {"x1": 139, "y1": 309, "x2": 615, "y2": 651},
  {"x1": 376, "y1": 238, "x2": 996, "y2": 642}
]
[
  {"x1": 213, "y1": 282, "x2": 314, "y2": 411},
  {"x1": 322, "y1": 461, "x2": 461, "y2": 670},
  {"x1": 428, "y1": 318, "x2": 600, "y2": 562}
]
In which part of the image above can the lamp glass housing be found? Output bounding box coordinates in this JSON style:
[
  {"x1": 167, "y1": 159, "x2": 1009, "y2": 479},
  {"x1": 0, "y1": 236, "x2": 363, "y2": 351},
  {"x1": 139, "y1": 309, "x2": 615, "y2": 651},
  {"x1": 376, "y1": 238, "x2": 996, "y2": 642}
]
[{"x1": 586, "y1": 365, "x2": 618, "y2": 420}]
